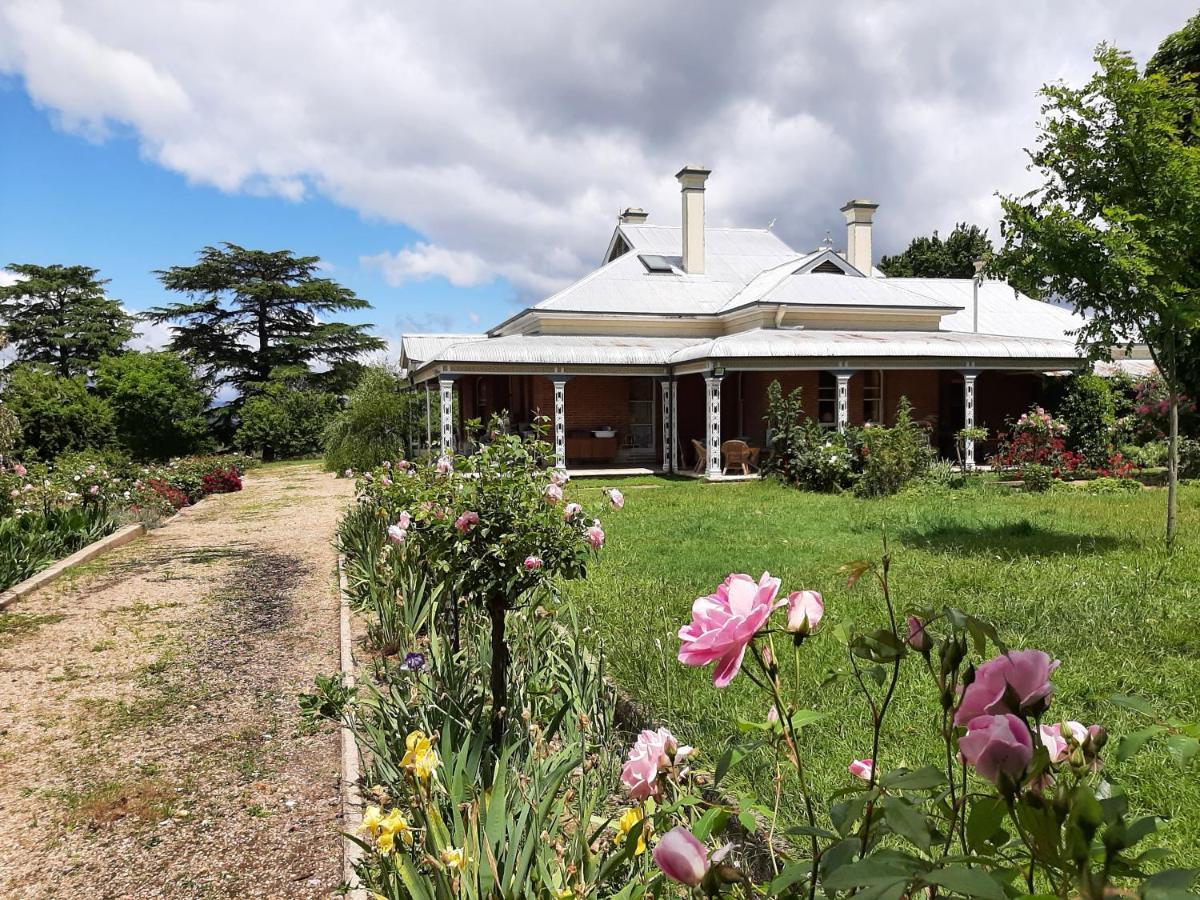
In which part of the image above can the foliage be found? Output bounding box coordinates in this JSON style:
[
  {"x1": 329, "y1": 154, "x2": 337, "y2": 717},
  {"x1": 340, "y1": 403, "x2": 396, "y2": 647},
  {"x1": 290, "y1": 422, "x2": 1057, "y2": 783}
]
[
  {"x1": 323, "y1": 365, "x2": 415, "y2": 473},
  {"x1": 1128, "y1": 374, "x2": 1199, "y2": 442},
  {"x1": 1180, "y1": 438, "x2": 1200, "y2": 478},
  {"x1": 93, "y1": 351, "x2": 212, "y2": 460},
  {"x1": 955, "y1": 425, "x2": 988, "y2": 470},
  {"x1": 2, "y1": 365, "x2": 115, "y2": 459},
  {"x1": 1078, "y1": 476, "x2": 1142, "y2": 496},
  {"x1": 200, "y1": 466, "x2": 242, "y2": 495},
  {"x1": 1050, "y1": 374, "x2": 1115, "y2": 468},
  {"x1": 234, "y1": 379, "x2": 337, "y2": 460},
  {"x1": 149, "y1": 243, "x2": 385, "y2": 397},
  {"x1": 878, "y1": 223, "x2": 993, "y2": 278},
  {"x1": 0, "y1": 405, "x2": 20, "y2": 459},
  {"x1": 0, "y1": 263, "x2": 133, "y2": 377},
  {"x1": 851, "y1": 398, "x2": 932, "y2": 497},
  {"x1": 993, "y1": 406, "x2": 1081, "y2": 480},
  {"x1": 997, "y1": 45, "x2": 1200, "y2": 543},
  {"x1": 0, "y1": 504, "x2": 117, "y2": 591},
  {"x1": 1119, "y1": 441, "x2": 1167, "y2": 470},
  {"x1": 1021, "y1": 463, "x2": 1055, "y2": 492},
  {"x1": 762, "y1": 382, "x2": 854, "y2": 492}
]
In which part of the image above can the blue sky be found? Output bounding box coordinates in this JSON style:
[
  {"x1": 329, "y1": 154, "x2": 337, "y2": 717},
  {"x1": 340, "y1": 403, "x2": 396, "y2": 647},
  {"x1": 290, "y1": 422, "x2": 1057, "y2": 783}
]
[
  {"x1": 0, "y1": 1, "x2": 1192, "y2": 361},
  {"x1": 0, "y1": 83, "x2": 512, "y2": 351}
]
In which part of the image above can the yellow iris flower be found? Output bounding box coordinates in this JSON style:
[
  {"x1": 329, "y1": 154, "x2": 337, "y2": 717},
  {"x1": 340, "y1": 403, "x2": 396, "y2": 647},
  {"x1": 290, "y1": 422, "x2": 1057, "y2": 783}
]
[
  {"x1": 440, "y1": 846, "x2": 468, "y2": 871},
  {"x1": 401, "y1": 730, "x2": 440, "y2": 779},
  {"x1": 613, "y1": 808, "x2": 648, "y2": 855},
  {"x1": 360, "y1": 805, "x2": 385, "y2": 837}
]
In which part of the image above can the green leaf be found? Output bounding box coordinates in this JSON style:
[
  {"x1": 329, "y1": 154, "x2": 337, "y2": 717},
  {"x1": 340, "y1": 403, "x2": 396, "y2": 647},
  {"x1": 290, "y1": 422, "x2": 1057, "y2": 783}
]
[
  {"x1": 714, "y1": 745, "x2": 744, "y2": 786},
  {"x1": 1140, "y1": 868, "x2": 1200, "y2": 900},
  {"x1": 1116, "y1": 726, "x2": 1167, "y2": 762},
  {"x1": 881, "y1": 766, "x2": 948, "y2": 791},
  {"x1": 1110, "y1": 693, "x2": 1158, "y2": 717},
  {"x1": 822, "y1": 859, "x2": 917, "y2": 891},
  {"x1": 766, "y1": 863, "x2": 811, "y2": 896},
  {"x1": 1166, "y1": 733, "x2": 1200, "y2": 769},
  {"x1": 966, "y1": 797, "x2": 1007, "y2": 852},
  {"x1": 883, "y1": 797, "x2": 932, "y2": 854},
  {"x1": 923, "y1": 866, "x2": 1009, "y2": 900}
]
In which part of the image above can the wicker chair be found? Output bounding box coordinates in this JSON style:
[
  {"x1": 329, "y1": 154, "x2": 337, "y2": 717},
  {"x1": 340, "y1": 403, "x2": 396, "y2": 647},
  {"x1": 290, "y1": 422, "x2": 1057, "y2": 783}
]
[
  {"x1": 690, "y1": 438, "x2": 707, "y2": 474},
  {"x1": 721, "y1": 439, "x2": 754, "y2": 476}
]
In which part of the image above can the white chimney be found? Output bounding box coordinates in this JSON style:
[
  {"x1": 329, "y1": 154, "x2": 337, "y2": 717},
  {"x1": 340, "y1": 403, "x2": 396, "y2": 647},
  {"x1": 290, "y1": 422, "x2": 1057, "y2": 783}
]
[
  {"x1": 676, "y1": 165, "x2": 711, "y2": 274},
  {"x1": 840, "y1": 199, "x2": 879, "y2": 276},
  {"x1": 620, "y1": 207, "x2": 649, "y2": 224}
]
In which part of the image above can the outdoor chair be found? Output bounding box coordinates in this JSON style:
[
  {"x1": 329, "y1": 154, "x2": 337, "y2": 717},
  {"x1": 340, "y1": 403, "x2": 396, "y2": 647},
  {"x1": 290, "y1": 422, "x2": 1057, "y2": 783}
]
[
  {"x1": 690, "y1": 439, "x2": 707, "y2": 474},
  {"x1": 721, "y1": 439, "x2": 754, "y2": 476}
]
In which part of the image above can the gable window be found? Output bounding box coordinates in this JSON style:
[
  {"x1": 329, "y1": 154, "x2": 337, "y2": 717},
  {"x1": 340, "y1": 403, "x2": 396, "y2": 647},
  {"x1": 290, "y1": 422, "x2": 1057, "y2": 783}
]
[
  {"x1": 811, "y1": 259, "x2": 847, "y2": 275},
  {"x1": 817, "y1": 372, "x2": 837, "y2": 428},
  {"x1": 862, "y1": 370, "x2": 883, "y2": 424}
]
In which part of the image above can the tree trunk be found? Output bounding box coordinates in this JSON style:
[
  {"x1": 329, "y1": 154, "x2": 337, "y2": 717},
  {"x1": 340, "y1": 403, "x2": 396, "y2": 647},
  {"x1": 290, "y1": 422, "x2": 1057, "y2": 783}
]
[
  {"x1": 486, "y1": 594, "x2": 509, "y2": 749},
  {"x1": 1167, "y1": 390, "x2": 1178, "y2": 546}
]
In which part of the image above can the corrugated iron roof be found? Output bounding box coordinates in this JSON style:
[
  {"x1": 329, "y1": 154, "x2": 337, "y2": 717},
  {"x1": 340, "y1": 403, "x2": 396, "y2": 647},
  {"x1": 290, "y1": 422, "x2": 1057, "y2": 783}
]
[{"x1": 400, "y1": 333, "x2": 486, "y2": 367}]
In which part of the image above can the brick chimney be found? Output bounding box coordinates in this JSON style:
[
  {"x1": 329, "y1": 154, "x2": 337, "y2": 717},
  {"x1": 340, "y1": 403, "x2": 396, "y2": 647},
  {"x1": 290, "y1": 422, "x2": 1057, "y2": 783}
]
[{"x1": 676, "y1": 165, "x2": 711, "y2": 274}]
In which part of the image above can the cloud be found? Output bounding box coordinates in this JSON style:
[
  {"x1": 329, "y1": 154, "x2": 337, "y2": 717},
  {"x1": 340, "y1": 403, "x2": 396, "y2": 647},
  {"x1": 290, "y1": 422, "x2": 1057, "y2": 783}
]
[{"x1": 0, "y1": 0, "x2": 1193, "y2": 303}]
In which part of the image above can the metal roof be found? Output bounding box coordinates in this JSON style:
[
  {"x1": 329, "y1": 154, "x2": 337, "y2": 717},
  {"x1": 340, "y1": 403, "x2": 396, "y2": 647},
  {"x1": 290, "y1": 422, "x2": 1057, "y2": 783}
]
[
  {"x1": 432, "y1": 333, "x2": 706, "y2": 366},
  {"x1": 900, "y1": 280, "x2": 1086, "y2": 341},
  {"x1": 400, "y1": 333, "x2": 486, "y2": 367}
]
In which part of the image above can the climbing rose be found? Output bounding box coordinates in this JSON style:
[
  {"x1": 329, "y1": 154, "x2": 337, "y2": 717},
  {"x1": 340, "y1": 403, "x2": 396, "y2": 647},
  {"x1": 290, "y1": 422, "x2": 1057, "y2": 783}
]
[
  {"x1": 784, "y1": 590, "x2": 823, "y2": 635},
  {"x1": 849, "y1": 758, "x2": 874, "y2": 781},
  {"x1": 563, "y1": 502, "x2": 582, "y2": 521},
  {"x1": 653, "y1": 827, "x2": 709, "y2": 887},
  {"x1": 523, "y1": 556, "x2": 543, "y2": 571},
  {"x1": 621, "y1": 728, "x2": 692, "y2": 800},
  {"x1": 544, "y1": 483, "x2": 563, "y2": 504},
  {"x1": 454, "y1": 511, "x2": 479, "y2": 533},
  {"x1": 906, "y1": 616, "x2": 929, "y2": 652},
  {"x1": 678, "y1": 572, "x2": 781, "y2": 688},
  {"x1": 954, "y1": 649, "x2": 1060, "y2": 725},
  {"x1": 606, "y1": 487, "x2": 625, "y2": 509},
  {"x1": 585, "y1": 524, "x2": 605, "y2": 549},
  {"x1": 958, "y1": 714, "x2": 1034, "y2": 784},
  {"x1": 387, "y1": 525, "x2": 408, "y2": 544}
]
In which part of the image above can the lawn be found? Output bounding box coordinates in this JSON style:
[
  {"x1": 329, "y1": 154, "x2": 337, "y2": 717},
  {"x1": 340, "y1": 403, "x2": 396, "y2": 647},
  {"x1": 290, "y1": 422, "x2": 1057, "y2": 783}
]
[{"x1": 560, "y1": 476, "x2": 1200, "y2": 864}]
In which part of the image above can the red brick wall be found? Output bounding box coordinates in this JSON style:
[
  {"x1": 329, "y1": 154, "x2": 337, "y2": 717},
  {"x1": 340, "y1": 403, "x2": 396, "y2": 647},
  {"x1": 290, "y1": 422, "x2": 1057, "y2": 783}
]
[
  {"x1": 564, "y1": 375, "x2": 634, "y2": 437},
  {"x1": 883, "y1": 371, "x2": 940, "y2": 427}
]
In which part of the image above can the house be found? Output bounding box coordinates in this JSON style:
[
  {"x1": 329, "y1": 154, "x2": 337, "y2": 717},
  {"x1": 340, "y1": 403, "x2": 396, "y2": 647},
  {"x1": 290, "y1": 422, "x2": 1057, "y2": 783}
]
[{"x1": 400, "y1": 165, "x2": 1089, "y2": 477}]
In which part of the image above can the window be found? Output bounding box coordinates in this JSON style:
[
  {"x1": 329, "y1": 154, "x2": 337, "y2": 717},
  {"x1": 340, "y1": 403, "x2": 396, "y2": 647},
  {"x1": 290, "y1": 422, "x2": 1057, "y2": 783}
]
[
  {"x1": 639, "y1": 254, "x2": 676, "y2": 274},
  {"x1": 863, "y1": 371, "x2": 882, "y2": 424},
  {"x1": 811, "y1": 259, "x2": 847, "y2": 275},
  {"x1": 817, "y1": 372, "x2": 837, "y2": 428}
]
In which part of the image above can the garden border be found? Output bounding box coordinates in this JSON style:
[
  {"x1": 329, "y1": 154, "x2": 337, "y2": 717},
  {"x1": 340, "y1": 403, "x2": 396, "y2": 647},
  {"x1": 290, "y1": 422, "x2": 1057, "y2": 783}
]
[
  {"x1": 0, "y1": 522, "x2": 146, "y2": 612},
  {"x1": 337, "y1": 555, "x2": 367, "y2": 900}
]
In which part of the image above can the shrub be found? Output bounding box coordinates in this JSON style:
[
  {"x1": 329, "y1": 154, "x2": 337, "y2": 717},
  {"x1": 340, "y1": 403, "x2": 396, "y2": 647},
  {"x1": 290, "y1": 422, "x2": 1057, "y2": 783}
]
[
  {"x1": 235, "y1": 380, "x2": 338, "y2": 460},
  {"x1": 1180, "y1": 438, "x2": 1200, "y2": 479},
  {"x1": 1129, "y1": 373, "x2": 1199, "y2": 441},
  {"x1": 1119, "y1": 440, "x2": 1167, "y2": 469},
  {"x1": 323, "y1": 365, "x2": 419, "y2": 473},
  {"x1": 1054, "y1": 373, "x2": 1115, "y2": 467},
  {"x1": 993, "y1": 405, "x2": 1081, "y2": 479},
  {"x1": 762, "y1": 381, "x2": 854, "y2": 491},
  {"x1": 1080, "y1": 475, "x2": 1142, "y2": 494},
  {"x1": 2, "y1": 365, "x2": 115, "y2": 459},
  {"x1": 852, "y1": 397, "x2": 932, "y2": 497},
  {"x1": 1021, "y1": 462, "x2": 1054, "y2": 492},
  {"x1": 93, "y1": 351, "x2": 212, "y2": 460},
  {"x1": 200, "y1": 466, "x2": 242, "y2": 495}
]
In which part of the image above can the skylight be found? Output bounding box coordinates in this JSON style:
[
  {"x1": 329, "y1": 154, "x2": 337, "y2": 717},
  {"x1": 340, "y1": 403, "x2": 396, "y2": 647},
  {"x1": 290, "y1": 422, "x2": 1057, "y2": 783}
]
[{"x1": 639, "y1": 254, "x2": 676, "y2": 274}]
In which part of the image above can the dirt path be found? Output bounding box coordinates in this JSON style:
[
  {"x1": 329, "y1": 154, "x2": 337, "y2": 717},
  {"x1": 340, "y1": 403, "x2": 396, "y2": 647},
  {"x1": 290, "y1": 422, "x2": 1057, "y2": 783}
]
[{"x1": 0, "y1": 462, "x2": 354, "y2": 899}]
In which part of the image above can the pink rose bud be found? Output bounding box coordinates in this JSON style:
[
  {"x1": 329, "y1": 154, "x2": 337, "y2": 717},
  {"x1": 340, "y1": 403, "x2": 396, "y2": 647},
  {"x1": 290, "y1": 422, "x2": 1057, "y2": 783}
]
[
  {"x1": 585, "y1": 524, "x2": 605, "y2": 549},
  {"x1": 784, "y1": 590, "x2": 824, "y2": 635},
  {"x1": 523, "y1": 556, "x2": 543, "y2": 571},
  {"x1": 761, "y1": 645, "x2": 773, "y2": 667},
  {"x1": 606, "y1": 487, "x2": 624, "y2": 509},
  {"x1": 849, "y1": 758, "x2": 874, "y2": 781},
  {"x1": 767, "y1": 706, "x2": 779, "y2": 725},
  {"x1": 653, "y1": 827, "x2": 709, "y2": 887},
  {"x1": 906, "y1": 616, "x2": 929, "y2": 652}
]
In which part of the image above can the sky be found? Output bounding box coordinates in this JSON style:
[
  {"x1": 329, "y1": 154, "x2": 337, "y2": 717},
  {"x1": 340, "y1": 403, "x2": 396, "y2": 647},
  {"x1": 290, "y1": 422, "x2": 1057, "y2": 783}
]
[{"x1": 0, "y1": 1, "x2": 1195, "y2": 357}]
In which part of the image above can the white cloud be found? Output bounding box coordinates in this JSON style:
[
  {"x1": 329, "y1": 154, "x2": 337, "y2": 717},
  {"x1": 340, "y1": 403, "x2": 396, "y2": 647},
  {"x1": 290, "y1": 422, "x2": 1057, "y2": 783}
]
[
  {"x1": 126, "y1": 311, "x2": 173, "y2": 351},
  {"x1": 0, "y1": 0, "x2": 1193, "y2": 303}
]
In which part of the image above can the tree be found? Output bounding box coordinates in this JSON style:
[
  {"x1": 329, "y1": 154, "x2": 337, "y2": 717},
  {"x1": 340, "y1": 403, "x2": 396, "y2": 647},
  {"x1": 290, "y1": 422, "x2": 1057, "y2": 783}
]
[
  {"x1": 323, "y1": 365, "x2": 413, "y2": 473},
  {"x1": 235, "y1": 379, "x2": 338, "y2": 460},
  {"x1": 149, "y1": 244, "x2": 386, "y2": 397},
  {"x1": 878, "y1": 224, "x2": 993, "y2": 278},
  {"x1": 0, "y1": 264, "x2": 133, "y2": 377},
  {"x1": 93, "y1": 351, "x2": 212, "y2": 460},
  {"x1": 2, "y1": 365, "x2": 115, "y2": 459},
  {"x1": 998, "y1": 45, "x2": 1200, "y2": 543}
]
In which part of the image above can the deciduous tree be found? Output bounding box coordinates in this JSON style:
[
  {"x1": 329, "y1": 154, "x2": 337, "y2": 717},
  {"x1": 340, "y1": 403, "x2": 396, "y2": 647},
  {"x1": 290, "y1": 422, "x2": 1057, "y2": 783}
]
[{"x1": 878, "y1": 224, "x2": 992, "y2": 278}]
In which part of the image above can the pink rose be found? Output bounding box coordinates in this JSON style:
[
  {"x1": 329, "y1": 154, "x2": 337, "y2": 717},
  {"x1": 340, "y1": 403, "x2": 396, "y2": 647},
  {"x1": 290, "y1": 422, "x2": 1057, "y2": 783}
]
[
  {"x1": 8, "y1": 488, "x2": 18, "y2": 499},
  {"x1": 678, "y1": 572, "x2": 781, "y2": 688},
  {"x1": 958, "y1": 714, "x2": 1033, "y2": 784},
  {"x1": 606, "y1": 487, "x2": 624, "y2": 509},
  {"x1": 563, "y1": 502, "x2": 582, "y2": 521},
  {"x1": 523, "y1": 556, "x2": 543, "y2": 571},
  {"x1": 435, "y1": 456, "x2": 452, "y2": 474},
  {"x1": 653, "y1": 827, "x2": 709, "y2": 887},
  {"x1": 848, "y1": 758, "x2": 874, "y2": 781},
  {"x1": 544, "y1": 483, "x2": 563, "y2": 504},
  {"x1": 585, "y1": 524, "x2": 605, "y2": 549},
  {"x1": 620, "y1": 727, "x2": 692, "y2": 801},
  {"x1": 397, "y1": 511, "x2": 412, "y2": 529},
  {"x1": 550, "y1": 469, "x2": 569, "y2": 486},
  {"x1": 398, "y1": 459, "x2": 410, "y2": 471},
  {"x1": 13, "y1": 464, "x2": 26, "y2": 477},
  {"x1": 784, "y1": 590, "x2": 823, "y2": 635},
  {"x1": 89, "y1": 484, "x2": 99, "y2": 495},
  {"x1": 387, "y1": 525, "x2": 408, "y2": 544},
  {"x1": 381, "y1": 460, "x2": 391, "y2": 470},
  {"x1": 954, "y1": 649, "x2": 1060, "y2": 726},
  {"x1": 1038, "y1": 723, "x2": 1071, "y2": 763},
  {"x1": 906, "y1": 616, "x2": 929, "y2": 652},
  {"x1": 454, "y1": 511, "x2": 479, "y2": 533}
]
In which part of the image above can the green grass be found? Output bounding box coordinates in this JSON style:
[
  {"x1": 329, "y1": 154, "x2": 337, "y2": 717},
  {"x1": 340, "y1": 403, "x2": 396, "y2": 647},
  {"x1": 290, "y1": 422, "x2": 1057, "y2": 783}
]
[{"x1": 560, "y1": 476, "x2": 1200, "y2": 863}]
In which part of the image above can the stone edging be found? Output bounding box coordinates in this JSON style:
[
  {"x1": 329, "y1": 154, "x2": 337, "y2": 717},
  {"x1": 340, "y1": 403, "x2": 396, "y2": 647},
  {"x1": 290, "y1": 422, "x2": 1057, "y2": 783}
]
[
  {"x1": 0, "y1": 522, "x2": 146, "y2": 612},
  {"x1": 337, "y1": 556, "x2": 367, "y2": 900}
]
